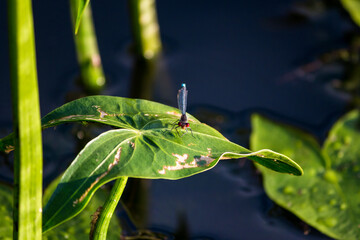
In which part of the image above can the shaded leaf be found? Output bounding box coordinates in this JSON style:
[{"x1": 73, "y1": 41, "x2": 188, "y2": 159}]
[
  {"x1": 0, "y1": 181, "x2": 121, "y2": 239},
  {"x1": 0, "y1": 133, "x2": 15, "y2": 153},
  {"x1": 251, "y1": 112, "x2": 360, "y2": 239},
  {"x1": 40, "y1": 96, "x2": 302, "y2": 232},
  {"x1": 44, "y1": 178, "x2": 122, "y2": 240},
  {"x1": 0, "y1": 184, "x2": 13, "y2": 240}
]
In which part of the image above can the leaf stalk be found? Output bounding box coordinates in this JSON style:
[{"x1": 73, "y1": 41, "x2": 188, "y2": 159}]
[{"x1": 91, "y1": 177, "x2": 128, "y2": 240}]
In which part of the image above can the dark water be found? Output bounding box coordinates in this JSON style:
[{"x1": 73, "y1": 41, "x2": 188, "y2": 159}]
[{"x1": 0, "y1": 0, "x2": 354, "y2": 239}]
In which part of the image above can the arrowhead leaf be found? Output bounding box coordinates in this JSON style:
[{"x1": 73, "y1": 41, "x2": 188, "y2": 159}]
[{"x1": 0, "y1": 96, "x2": 302, "y2": 232}]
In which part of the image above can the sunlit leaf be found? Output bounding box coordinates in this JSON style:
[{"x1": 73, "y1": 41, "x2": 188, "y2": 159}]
[
  {"x1": 251, "y1": 111, "x2": 360, "y2": 239},
  {"x1": 39, "y1": 96, "x2": 302, "y2": 232}
]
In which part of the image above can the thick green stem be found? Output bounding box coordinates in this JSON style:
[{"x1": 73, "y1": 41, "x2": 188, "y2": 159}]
[
  {"x1": 92, "y1": 177, "x2": 128, "y2": 240},
  {"x1": 70, "y1": 0, "x2": 105, "y2": 93},
  {"x1": 128, "y1": 0, "x2": 162, "y2": 59},
  {"x1": 8, "y1": 0, "x2": 43, "y2": 239}
]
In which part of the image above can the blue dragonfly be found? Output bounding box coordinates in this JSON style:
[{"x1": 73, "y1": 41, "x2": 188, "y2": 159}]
[{"x1": 171, "y1": 83, "x2": 194, "y2": 137}]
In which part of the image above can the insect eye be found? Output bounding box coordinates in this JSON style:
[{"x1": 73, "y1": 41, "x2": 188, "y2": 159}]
[
  {"x1": 178, "y1": 122, "x2": 181, "y2": 126},
  {"x1": 186, "y1": 123, "x2": 190, "y2": 127}
]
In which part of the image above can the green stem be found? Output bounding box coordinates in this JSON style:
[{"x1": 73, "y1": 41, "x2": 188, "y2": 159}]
[
  {"x1": 70, "y1": 0, "x2": 105, "y2": 94},
  {"x1": 92, "y1": 177, "x2": 128, "y2": 240},
  {"x1": 8, "y1": 0, "x2": 43, "y2": 239},
  {"x1": 128, "y1": 0, "x2": 162, "y2": 59}
]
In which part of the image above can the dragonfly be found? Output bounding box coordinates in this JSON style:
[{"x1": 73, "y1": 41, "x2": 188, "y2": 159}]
[{"x1": 171, "y1": 83, "x2": 194, "y2": 137}]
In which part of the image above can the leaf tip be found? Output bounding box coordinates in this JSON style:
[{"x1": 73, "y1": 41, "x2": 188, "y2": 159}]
[
  {"x1": 293, "y1": 166, "x2": 304, "y2": 176},
  {"x1": 74, "y1": 0, "x2": 90, "y2": 35}
]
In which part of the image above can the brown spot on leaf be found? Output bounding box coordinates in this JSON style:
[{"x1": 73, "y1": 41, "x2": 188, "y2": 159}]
[
  {"x1": 92, "y1": 105, "x2": 125, "y2": 118},
  {"x1": 194, "y1": 155, "x2": 215, "y2": 166},
  {"x1": 93, "y1": 105, "x2": 108, "y2": 118},
  {"x1": 166, "y1": 111, "x2": 181, "y2": 117},
  {"x1": 5, "y1": 145, "x2": 14, "y2": 154},
  {"x1": 143, "y1": 113, "x2": 159, "y2": 117},
  {"x1": 73, "y1": 147, "x2": 122, "y2": 207},
  {"x1": 158, "y1": 153, "x2": 215, "y2": 174},
  {"x1": 90, "y1": 206, "x2": 103, "y2": 239},
  {"x1": 127, "y1": 140, "x2": 135, "y2": 148}
]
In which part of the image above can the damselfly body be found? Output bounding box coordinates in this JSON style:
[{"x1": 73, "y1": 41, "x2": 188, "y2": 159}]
[{"x1": 172, "y1": 83, "x2": 193, "y2": 136}]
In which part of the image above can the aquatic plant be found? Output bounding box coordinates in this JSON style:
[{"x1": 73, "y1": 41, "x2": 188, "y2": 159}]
[
  {"x1": 252, "y1": 111, "x2": 360, "y2": 239},
  {"x1": 1, "y1": 96, "x2": 302, "y2": 239}
]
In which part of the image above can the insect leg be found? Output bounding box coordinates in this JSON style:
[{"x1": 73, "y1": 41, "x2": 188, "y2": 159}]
[
  {"x1": 188, "y1": 127, "x2": 194, "y2": 137},
  {"x1": 175, "y1": 125, "x2": 181, "y2": 136},
  {"x1": 180, "y1": 128, "x2": 187, "y2": 137}
]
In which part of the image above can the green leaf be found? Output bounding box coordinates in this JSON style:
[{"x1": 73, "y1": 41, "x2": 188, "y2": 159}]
[
  {"x1": 0, "y1": 133, "x2": 15, "y2": 154},
  {"x1": 341, "y1": 0, "x2": 360, "y2": 27},
  {"x1": 43, "y1": 180, "x2": 122, "y2": 239},
  {"x1": 8, "y1": 0, "x2": 43, "y2": 238},
  {"x1": 251, "y1": 111, "x2": 360, "y2": 240},
  {"x1": 74, "y1": 0, "x2": 90, "y2": 34},
  {"x1": 0, "y1": 184, "x2": 13, "y2": 240},
  {"x1": 0, "y1": 181, "x2": 121, "y2": 240},
  {"x1": 41, "y1": 96, "x2": 302, "y2": 232}
]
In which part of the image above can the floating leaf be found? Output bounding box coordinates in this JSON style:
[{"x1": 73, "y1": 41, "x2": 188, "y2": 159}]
[
  {"x1": 251, "y1": 112, "x2": 360, "y2": 239},
  {"x1": 36, "y1": 96, "x2": 302, "y2": 232}
]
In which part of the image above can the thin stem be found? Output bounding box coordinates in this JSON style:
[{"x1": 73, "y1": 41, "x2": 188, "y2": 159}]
[
  {"x1": 128, "y1": 0, "x2": 162, "y2": 59},
  {"x1": 70, "y1": 0, "x2": 105, "y2": 93},
  {"x1": 92, "y1": 177, "x2": 128, "y2": 240},
  {"x1": 8, "y1": 0, "x2": 43, "y2": 239}
]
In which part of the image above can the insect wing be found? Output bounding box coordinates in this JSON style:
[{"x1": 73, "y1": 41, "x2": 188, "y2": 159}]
[{"x1": 177, "y1": 84, "x2": 188, "y2": 115}]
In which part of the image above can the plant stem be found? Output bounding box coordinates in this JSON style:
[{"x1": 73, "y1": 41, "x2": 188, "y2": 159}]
[
  {"x1": 7, "y1": 0, "x2": 43, "y2": 239},
  {"x1": 92, "y1": 177, "x2": 128, "y2": 240},
  {"x1": 128, "y1": 0, "x2": 162, "y2": 59},
  {"x1": 70, "y1": 0, "x2": 105, "y2": 94}
]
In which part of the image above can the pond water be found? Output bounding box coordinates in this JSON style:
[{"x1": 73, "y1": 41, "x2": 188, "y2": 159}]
[{"x1": 0, "y1": 0, "x2": 354, "y2": 239}]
